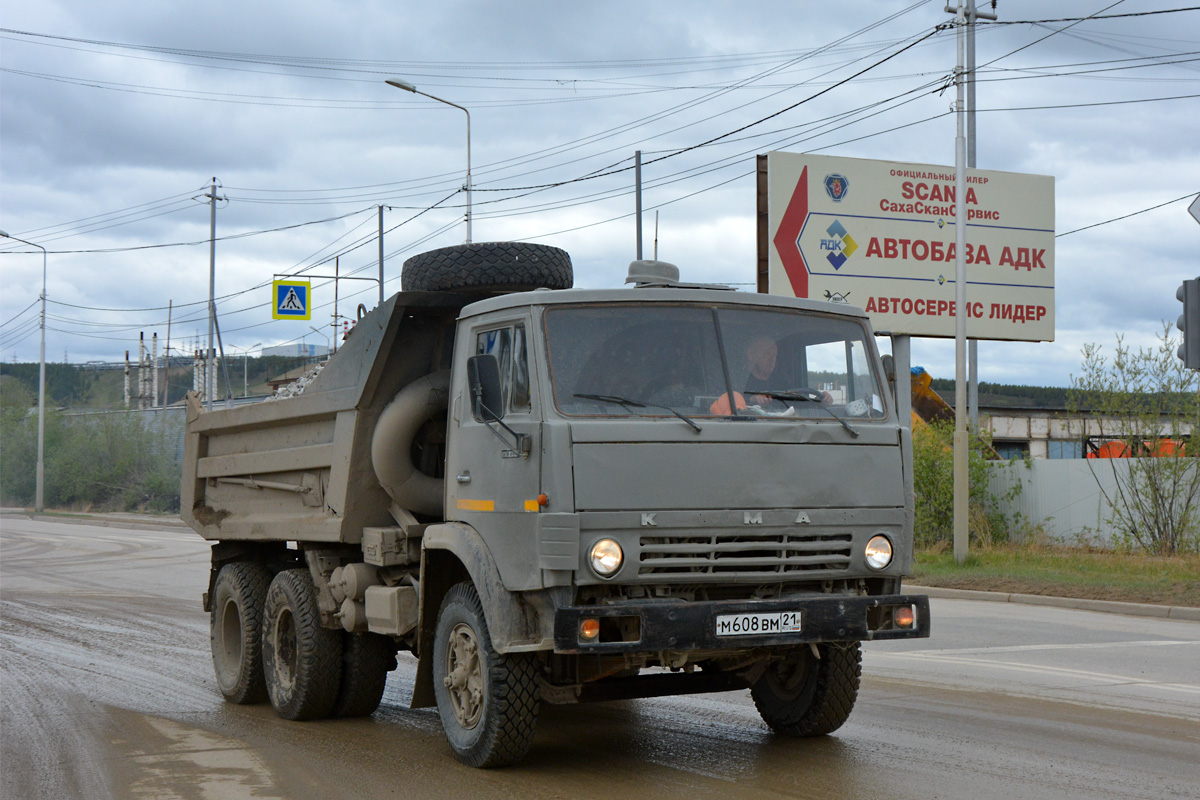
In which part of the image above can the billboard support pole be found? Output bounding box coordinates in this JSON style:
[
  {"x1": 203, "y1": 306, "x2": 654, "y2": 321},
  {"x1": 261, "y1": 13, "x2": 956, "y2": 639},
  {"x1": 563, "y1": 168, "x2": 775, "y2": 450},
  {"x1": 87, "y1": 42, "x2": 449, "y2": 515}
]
[{"x1": 953, "y1": 3, "x2": 970, "y2": 565}]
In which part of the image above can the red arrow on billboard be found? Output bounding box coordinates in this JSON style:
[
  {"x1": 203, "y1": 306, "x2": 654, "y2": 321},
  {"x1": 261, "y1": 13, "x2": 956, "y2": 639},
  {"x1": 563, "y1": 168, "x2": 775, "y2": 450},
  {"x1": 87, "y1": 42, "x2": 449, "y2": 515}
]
[{"x1": 772, "y1": 166, "x2": 810, "y2": 298}]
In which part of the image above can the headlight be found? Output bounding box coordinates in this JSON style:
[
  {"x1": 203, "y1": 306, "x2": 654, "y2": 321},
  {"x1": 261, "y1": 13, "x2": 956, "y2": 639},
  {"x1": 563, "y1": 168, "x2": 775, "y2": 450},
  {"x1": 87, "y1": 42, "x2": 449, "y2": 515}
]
[
  {"x1": 589, "y1": 539, "x2": 623, "y2": 577},
  {"x1": 865, "y1": 534, "x2": 893, "y2": 570}
]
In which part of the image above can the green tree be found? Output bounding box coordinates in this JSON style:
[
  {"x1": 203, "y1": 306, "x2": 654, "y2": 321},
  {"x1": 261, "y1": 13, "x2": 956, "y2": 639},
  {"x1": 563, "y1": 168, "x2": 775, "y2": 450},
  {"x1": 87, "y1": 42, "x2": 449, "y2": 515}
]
[
  {"x1": 911, "y1": 420, "x2": 1017, "y2": 549},
  {"x1": 1068, "y1": 324, "x2": 1200, "y2": 555},
  {"x1": 0, "y1": 408, "x2": 181, "y2": 512}
]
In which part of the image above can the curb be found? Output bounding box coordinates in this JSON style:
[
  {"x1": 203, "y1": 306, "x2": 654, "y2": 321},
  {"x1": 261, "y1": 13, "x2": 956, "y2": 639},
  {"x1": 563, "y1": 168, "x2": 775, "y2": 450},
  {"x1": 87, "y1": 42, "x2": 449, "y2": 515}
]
[
  {"x1": 0, "y1": 509, "x2": 189, "y2": 532},
  {"x1": 908, "y1": 584, "x2": 1200, "y2": 622}
]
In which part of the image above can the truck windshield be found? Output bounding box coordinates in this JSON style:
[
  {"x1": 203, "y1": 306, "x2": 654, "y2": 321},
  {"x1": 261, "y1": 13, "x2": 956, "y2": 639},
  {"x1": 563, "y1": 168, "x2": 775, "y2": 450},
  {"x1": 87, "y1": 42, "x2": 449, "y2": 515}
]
[{"x1": 544, "y1": 303, "x2": 886, "y2": 421}]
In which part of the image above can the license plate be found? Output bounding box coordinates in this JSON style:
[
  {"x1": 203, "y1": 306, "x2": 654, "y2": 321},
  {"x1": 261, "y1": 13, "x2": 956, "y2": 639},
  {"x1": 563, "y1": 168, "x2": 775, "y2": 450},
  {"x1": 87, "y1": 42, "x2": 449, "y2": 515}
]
[{"x1": 715, "y1": 611, "x2": 802, "y2": 636}]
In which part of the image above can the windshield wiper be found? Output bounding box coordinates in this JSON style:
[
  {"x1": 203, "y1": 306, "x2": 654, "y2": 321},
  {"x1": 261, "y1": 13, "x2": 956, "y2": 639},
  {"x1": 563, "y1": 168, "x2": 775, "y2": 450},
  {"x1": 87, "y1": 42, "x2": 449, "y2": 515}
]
[
  {"x1": 573, "y1": 393, "x2": 702, "y2": 433},
  {"x1": 757, "y1": 391, "x2": 860, "y2": 438}
]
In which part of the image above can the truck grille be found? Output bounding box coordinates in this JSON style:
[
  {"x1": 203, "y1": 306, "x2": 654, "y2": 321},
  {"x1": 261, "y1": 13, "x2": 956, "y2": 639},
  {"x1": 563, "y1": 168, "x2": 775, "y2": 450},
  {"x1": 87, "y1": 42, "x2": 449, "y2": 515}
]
[{"x1": 638, "y1": 532, "x2": 853, "y2": 578}]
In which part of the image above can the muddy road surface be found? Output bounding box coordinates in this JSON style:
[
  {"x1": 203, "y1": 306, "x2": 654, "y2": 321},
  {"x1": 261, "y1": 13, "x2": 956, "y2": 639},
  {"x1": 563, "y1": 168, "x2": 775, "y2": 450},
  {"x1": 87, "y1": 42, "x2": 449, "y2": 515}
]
[{"x1": 2, "y1": 515, "x2": 1197, "y2": 799}]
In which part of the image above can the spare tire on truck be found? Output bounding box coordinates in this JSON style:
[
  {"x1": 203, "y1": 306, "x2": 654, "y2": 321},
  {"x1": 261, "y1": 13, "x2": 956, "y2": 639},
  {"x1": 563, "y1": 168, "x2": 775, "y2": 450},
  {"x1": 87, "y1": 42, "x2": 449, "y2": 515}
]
[{"x1": 402, "y1": 241, "x2": 572, "y2": 293}]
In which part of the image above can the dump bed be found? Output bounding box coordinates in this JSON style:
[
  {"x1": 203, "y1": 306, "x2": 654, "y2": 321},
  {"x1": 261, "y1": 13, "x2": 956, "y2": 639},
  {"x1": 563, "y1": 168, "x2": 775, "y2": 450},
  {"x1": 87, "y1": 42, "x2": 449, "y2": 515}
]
[{"x1": 180, "y1": 291, "x2": 467, "y2": 542}]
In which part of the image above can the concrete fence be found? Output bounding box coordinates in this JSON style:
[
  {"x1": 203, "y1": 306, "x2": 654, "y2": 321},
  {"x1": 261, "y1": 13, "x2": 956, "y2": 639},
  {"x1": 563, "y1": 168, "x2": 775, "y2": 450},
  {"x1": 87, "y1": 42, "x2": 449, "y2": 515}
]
[{"x1": 985, "y1": 458, "x2": 1199, "y2": 545}]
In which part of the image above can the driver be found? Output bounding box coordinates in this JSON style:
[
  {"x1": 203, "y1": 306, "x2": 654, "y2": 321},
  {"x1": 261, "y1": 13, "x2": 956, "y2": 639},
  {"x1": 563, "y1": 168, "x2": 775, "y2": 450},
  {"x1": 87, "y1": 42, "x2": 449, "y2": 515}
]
[
  {"x1": 744, "y1": 336, "x2": 781, "y2": 406},
  {"x1": 708, "y1": 337, "x2": 832, "y2": 415},
  {"x1": 744, "y1": 336, "x2": 831, "y2": 406}
]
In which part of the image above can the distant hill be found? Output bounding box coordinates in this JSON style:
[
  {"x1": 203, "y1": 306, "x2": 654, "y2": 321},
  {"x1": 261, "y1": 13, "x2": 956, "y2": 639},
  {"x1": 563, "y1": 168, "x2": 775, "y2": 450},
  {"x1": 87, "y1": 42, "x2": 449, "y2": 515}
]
[
  {"x1": 0, "y1": 355, "x2": 319, "y2": 409},
  {"x1": 928, "y1": 378, "x2": 1070, "y2": 409}
]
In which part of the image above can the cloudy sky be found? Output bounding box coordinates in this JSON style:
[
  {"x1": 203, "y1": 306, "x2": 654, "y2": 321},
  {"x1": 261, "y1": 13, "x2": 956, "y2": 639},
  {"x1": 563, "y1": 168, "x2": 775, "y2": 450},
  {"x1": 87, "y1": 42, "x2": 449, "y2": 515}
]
[{"x1": 1, "y1": 1, "x2": 1197, "y2": 387}]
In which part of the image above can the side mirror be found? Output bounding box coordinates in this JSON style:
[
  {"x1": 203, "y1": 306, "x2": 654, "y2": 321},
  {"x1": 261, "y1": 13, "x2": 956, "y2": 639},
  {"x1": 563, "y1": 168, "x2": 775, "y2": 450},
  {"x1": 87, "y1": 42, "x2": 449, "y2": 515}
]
[
  {"x1": 881, "y1": 354, "x2": 896, "y2": 385},
  {"x1": 467, "y1": 354, "x2": 504, "y2": 422}
]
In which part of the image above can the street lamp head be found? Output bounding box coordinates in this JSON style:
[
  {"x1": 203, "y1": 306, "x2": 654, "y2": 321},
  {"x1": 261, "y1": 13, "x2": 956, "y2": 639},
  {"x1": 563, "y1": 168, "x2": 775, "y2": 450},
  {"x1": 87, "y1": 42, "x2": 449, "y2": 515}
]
[
  {"x1": 0, "y1": 230, "x2": 10, "y2": 238},
  {"x1": 386, "y1": 78, "x2": 417, "y2": 93}
]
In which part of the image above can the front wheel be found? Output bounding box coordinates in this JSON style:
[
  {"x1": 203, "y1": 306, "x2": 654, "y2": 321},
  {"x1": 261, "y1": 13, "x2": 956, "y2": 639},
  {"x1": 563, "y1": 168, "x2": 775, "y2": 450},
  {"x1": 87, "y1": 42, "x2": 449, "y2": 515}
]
[
  {"x1": 750, "y1": 643, "x2": 861, "y2": 736},
  {"x1": 432, "y1": 582, "x2": 540, "y2": 768}
]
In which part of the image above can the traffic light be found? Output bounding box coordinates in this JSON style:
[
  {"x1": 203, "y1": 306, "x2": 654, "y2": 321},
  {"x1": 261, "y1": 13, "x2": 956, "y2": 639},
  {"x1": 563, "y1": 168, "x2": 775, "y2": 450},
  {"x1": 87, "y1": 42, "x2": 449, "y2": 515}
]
[{"x1": 1176, "y1": 278, "x2": 1200, "y2": 369}]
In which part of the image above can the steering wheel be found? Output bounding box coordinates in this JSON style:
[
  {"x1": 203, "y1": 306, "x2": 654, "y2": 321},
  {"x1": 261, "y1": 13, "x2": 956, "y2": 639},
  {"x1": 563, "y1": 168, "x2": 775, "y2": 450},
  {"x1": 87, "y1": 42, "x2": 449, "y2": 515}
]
[{"x1": 784, "y1": 387, "x2": 826, "y2": 403}]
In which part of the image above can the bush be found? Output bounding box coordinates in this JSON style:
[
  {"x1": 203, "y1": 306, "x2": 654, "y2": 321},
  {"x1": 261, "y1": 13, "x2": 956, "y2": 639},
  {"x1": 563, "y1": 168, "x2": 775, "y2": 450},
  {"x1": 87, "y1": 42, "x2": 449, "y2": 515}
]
[
  {"x1": 911, "y1": 420, "x2": 1018, "y2": 549},
  {"x1": 0, "y1": 407, "x2": 181, "y2": 512},
  {"x1": 1068, "y1": 325, "x2": 1200, "y2": 555}
]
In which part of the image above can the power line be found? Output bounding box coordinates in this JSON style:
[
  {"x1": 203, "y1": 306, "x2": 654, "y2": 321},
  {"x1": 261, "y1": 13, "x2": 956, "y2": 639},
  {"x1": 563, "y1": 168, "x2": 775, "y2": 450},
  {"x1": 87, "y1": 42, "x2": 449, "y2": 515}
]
[
  {"x1": 977, "y1": 91, "x2": 1200, "y2": 111},
  {"x1": 984, "y1": 7, "x2": 1200, "y2": 25},
  {"x1": 0, "y1": 298, "x2": 41, "y2": 329},
  {"x1": 1057, "y1": 192, "x2": 1198, "y2": 237},
  {"x1": 14, "y1": 205, "x2": 376, "y2": 254}
]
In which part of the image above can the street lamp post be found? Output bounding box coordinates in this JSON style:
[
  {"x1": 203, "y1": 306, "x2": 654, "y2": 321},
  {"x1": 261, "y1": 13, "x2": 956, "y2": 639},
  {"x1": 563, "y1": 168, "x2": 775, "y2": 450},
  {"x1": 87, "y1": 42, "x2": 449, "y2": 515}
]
[
  {"x1": 242, "y1": 342, "x2": 261, "y2": 398},
  {"x1": 0, "y1": 230, "x2": 48, "y2": 512},
  {"x1": 309, "y1": 326, "x2": 330, "y2": 358},
  {"x1": 385, "y1": 78, "x2": 472, "y2": 243}
]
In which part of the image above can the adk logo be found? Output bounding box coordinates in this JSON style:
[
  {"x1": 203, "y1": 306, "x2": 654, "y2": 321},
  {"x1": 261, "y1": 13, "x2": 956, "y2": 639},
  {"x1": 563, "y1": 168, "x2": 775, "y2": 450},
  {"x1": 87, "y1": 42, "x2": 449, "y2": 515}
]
[
  {"x1": 824, "y1": 173, "x2": 850, "y2": 202},
  {"x1": 820, "y1": 220, "x2": 858, "y2": 270}
]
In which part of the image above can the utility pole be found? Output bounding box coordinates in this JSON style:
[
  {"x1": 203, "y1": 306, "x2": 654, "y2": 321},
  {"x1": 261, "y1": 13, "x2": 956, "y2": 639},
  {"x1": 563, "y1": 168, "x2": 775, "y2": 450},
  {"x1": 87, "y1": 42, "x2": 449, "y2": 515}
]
[
  {"x1": 205, "y1": 178, "x2": 219, "y2": 410},
  {"x1": 635, "y1": 150, "x2": 644, "y2": 260},
  {"x1": 0, "y1": 230, "x2": 47, "y2": 512},
  {"x1": 378, "y1": 205, "x2": 385, "y2": 305},
  {"x1": 164, "y1": 300, "x2": 172, "y2": 408},
  {"x1": 965, "y1": 0, "x2": 996, "y2": 425},
  {"x1": 948, "y1": 0, "x2": 997, "y2": 564},
  {"x1": 952, "y1": 3, "x2": 969, "y2": 565}
]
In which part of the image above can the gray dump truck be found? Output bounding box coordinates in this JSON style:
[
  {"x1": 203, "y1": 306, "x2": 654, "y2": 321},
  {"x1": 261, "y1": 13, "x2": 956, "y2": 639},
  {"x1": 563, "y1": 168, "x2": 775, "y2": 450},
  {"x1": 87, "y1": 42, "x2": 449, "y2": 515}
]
[{"x1": 182, "y1": 241, "x2": 930, "y2": 768}]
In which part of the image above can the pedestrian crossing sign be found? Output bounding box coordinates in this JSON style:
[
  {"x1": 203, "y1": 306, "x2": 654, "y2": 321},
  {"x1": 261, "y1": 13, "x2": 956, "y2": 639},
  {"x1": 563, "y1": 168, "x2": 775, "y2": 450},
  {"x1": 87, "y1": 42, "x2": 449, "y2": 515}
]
[{"x1": 272, "y1": 280, "x2": 311, "y2": 320}]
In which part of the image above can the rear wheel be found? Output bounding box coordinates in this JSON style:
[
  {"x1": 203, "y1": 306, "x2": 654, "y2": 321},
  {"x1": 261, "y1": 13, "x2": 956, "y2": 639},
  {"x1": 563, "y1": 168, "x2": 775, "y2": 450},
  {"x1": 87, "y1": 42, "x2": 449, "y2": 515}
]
[
  {"x1": 433, "y1": 582, "x2": 540, "y2": 767},
  {"x1": 332, "y1": 632, "x2": 395, "y2": 718},
  {"x1": 751, "y1": 643, "x2": 861, "y2": 736},
  {"x1": 262, "y1": 568, "x2": 343, "y2": 721},
  {"x1": 210, "y1": 562, "x2": 272, "y2": 704}
]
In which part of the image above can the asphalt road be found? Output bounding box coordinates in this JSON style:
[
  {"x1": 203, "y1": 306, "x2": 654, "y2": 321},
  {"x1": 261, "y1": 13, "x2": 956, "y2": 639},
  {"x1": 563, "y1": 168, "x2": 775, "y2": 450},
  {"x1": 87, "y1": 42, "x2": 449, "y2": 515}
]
[{"x1": 2, "y1": 515, "x2": 1197, "y2": 800}]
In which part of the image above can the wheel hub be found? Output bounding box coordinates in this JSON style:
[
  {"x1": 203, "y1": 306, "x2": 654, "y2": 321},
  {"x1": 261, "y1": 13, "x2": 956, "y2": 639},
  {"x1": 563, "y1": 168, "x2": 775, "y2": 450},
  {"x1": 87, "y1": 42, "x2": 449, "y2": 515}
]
[
  {"x1": 765, "y1": 652, "x2": 813, "y2": 701},
  {"x1": 443, "y1": 622, "x2": 484, "y2": 729},
  {"x1": 272, "y1": 608, "x2": 298, "y2": 692},
  {"x1": 219, "y1": 598, "x2": 243, "y2": 665}
]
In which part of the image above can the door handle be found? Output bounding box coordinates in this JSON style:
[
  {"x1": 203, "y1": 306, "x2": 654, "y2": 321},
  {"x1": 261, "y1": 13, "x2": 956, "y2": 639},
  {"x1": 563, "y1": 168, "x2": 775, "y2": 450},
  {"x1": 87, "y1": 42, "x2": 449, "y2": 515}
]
[{"x1": 456, "y1": 472, "x2": 471, "y2": 484}]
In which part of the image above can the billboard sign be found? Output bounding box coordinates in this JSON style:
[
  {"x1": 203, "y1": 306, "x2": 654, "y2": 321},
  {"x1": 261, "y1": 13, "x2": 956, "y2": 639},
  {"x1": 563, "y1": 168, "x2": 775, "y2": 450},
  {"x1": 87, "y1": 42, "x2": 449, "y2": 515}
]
[{"x1": 765, "y1": 152, "x2": 1054, "y2": 341}]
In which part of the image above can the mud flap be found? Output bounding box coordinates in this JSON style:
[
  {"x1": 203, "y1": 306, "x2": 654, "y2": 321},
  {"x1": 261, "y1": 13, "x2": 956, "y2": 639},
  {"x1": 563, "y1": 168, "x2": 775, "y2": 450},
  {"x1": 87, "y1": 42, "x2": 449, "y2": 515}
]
[{"x1": 410, "y1": 522, "x2": 554, "y2": 709}]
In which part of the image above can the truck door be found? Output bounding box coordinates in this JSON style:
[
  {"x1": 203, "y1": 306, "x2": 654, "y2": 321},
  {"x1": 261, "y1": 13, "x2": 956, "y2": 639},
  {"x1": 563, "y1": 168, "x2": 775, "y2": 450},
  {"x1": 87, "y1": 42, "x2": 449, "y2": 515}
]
[{"x1": 445, "y1": 319, "x2": 543, "y2": 586}]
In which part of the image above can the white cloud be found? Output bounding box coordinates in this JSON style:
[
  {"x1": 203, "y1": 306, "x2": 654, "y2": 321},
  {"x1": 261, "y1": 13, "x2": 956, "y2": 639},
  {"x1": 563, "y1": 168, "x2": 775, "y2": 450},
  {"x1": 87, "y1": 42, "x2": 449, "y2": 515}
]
[{"x1": 1, "y1": 0, "x2": 1197, "y2": 386}]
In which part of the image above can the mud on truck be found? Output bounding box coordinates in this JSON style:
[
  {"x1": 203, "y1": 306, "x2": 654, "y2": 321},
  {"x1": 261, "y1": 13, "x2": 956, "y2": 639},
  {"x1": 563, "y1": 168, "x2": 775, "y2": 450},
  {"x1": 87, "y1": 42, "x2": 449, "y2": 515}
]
[{"x1": 182, "y1": 242, "x2": 930, "y2": 768}]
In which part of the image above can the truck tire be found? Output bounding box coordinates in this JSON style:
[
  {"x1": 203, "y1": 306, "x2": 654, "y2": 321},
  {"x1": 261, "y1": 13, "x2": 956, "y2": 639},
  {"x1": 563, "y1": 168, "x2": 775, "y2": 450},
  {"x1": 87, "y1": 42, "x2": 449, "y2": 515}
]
[
  {"x1": 402, "y1": 242, "x2": 572, "y2": 294},
  {"x1": 332, "y1": 632, "x2": 395, "y2": 718},
  {"x1": 210, "y1": 561, "x2": 272, "y2": 705},
  {"x1": 432, "y1": 582, "x2": 540, "y2": 767},
  {"x1": 262, "y1": 568, "x2": 343, "y2": 721},
  {"x1": 750, "y1": 642, "x2": 861, "y2": 736}
]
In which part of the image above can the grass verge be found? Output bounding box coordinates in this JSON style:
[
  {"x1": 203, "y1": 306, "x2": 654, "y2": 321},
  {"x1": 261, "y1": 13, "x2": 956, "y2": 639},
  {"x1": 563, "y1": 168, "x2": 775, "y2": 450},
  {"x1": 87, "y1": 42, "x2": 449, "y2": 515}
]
[{"x1": 912, "y1": 544, "x2": 1200, "y2": 607}]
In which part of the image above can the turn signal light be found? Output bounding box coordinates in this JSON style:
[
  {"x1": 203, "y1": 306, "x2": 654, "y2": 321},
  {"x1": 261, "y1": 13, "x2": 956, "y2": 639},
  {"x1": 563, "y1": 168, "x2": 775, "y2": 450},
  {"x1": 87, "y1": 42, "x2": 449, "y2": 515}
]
[
  {"x1": 894, "y1": 606, "x2": 916, "y2": 629},
  {"x1": 579, "y1": 618, "x2": 600, "y2": 640}
]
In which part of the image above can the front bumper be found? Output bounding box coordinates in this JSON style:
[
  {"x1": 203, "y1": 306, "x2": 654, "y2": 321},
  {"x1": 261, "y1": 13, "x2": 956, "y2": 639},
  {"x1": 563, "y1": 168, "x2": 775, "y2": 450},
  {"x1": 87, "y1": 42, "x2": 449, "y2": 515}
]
[{"x1": 553, "y1": 593, "x2": 930, "y2": 654}]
